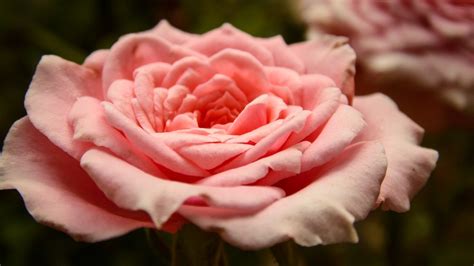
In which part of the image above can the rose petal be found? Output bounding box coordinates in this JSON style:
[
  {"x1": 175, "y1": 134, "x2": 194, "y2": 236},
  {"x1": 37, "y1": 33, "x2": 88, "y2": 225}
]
[
  {"x1": 150, "y1": 20, "x2": 198, "y2": 44},
  {"x1": 162, "y1": 57, "x2": 215, "y2": 89},
  {"x1": 358, "y1": 24, "x2": 439, "y2": 52},
  {"x1": 265, "y1": 66, "x2": 302, "y2": 91},
  {"x1": 106, "y1": 80, "x2": 136, "y2": 121},
  {"x1": 102, "y1": 33, "x2": 203, "y2": 92},
  {"x1": 185, "y1": 24, "x2": 274, "y2": 65},
  {"x1": 357, "y1": 0, "x2": 395, "y2": 27},
  {"x1": 166, "y1": 112, "x2": 199, "y2": 131},
  {"x1": 205, "y1": 91, "x2": 243, "y2": 114},
  {"x1": 83, "y1": 49, "x2": 109, "y2": 73},
  {"x1": 68, "y1": 97, "x2": 162, "y2": 175},
  {"x1": 283, "y1": 87, "x2": 342, "y2": 149},
  {"x1": 80, "y1": 149, "x2": 285, "y2": 227},
  {"x1": 264, "y1": 66, "x2": 301, "y2": 104},
  {"x1": 193, "y1": 74, "x2": 248, "y2": 105},
  {"x1": 163, "y1": 85, "x2": 190, "y2": 112},
  {"x1": 302, "y1": 104, "x2": 366, "y2": 172},
  {"x1": 353, "y1": 93, "x2": 438, "y2": 212},
  {"x1": 198, "y1": 143, "x2": 306, "y2": 186},
  {"x1": 133, "y1": 71, "x2": 156, "y2": 128},
  {"x1": 131, "y1": 98, "x2": 155, "y2": 133},
  {"x1": 209, "y1": 49, "x2": 270, "y2": 100},
  {"x1": 152, "y1": 132, "x2": 220, "y2": 149},
  {"x1": 178, "y1": 94, "x2": 198, "y2": 113},
  {"x1": 173, "y1": 127, "x2": 227, "y2": 136},
  {"x1": 295, "y1": 74, "x2": 337, "y2": 110},
  {"x1": 435, "y1": 0, "x2": 474, "y2": 19},
  {"x1": 225, "y1": 119, "x2": 284, "y2": 144},
  {"x1": 180, "y1": 141, "x2": 387, "y2": 250},
  {"x1": 227, "y1": 95, "x2": 268, "y2": 134},
  {"x1": 219, "y1": 110, "x2": 311, "y2": 171},
  {"x1": 0, "y1": 118, "x2": 152, "y2": 242},
  {"x1": 24, "y1": 55, "x2": 103, "y2": 159},
  {"x1": 227, "y1": 94, "x2": 288, "y2": 135},
  {"x1": 290, "y1": 35, "x2": 356, "y2": 101},
  {"x1": 103, "y1": 102, "x2": 208, "y2": 176},
  {"x1": 258, "y1": 36, "x2": 305, "y2": 73},
  {"x1": 178, "y1": 143, "x2": 253, "y2": 170},
  {"x1": 133, "y1": 62, "x2": 171, "y2": 86}
]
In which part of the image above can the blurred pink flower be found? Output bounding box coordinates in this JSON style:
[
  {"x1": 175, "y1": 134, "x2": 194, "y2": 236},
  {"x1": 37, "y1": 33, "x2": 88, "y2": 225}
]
[
  {"x1": 299, "y1": 0, "x2": 474, "y2": 114},
  {"x1": 0, "y1": 21, "x2": 437, "y2": 250}
]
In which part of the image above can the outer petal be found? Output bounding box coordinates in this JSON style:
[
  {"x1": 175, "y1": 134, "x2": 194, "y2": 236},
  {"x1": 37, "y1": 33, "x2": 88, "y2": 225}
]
[
  {"x1": 80, "y1": 149, "x2": 285, "y2": 228},
  {"x1": 290, "y1": 35, "x2": 356, "y2": 101},
  {"x1": 180, "y1": 141, "x2": 387, "y2": 250},
  {"x1": 83, "y1": 49, "x2": 109, "y2": 73},
  {"x1": 150, "y1": 20, "x2": 198, "y2": 44},
  {"x1": 258, "y1": 36, "x2": 305, "y2": 73},
  {"x1": 0, "y1": 118, "x2": 152, "y2": 242},
  {"x1": 25, "y1": 55, "x2": 103, "y2": 159},
  {"x1": 185, "y1": 24, "x2": 274, "y2": 65},
  {"x1": 353, "y1": 93, "x2": 439, "y2": 212},
  {"x1": 68, "y1": 97, "x2": 163, "y2": 175}
]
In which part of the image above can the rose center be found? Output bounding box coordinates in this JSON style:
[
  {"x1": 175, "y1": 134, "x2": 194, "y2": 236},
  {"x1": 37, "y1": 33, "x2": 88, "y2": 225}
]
[{"x1": 148, "y1": 80, "x2": 248, "y2": 132}]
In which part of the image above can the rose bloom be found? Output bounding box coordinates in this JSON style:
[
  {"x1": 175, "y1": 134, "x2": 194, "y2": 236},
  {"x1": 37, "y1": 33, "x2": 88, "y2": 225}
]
[
  {"x1": 298, "y1": 0, "x2": 474, "y2": 117},
  {"x1": 0, "y1": 21, "x2": 438, "y2": 250}
]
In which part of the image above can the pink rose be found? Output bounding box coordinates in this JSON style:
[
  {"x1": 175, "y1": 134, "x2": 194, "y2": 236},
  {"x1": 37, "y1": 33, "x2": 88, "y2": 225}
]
[
  {"x1": 299, "y1": 0, "x2": 474, "y2": 113},
  {"x1": 0, "y1": 21, "x2": 437, "y2": 249}
]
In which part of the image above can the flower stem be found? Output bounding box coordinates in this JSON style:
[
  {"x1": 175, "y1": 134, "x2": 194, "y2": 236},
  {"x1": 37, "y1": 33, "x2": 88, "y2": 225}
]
[
  {"x1": 171, "y1": 233, "x2": 178, "y2": 266},
  {"x1": 271, "y1": 240, "x2": 306, "y2": 266},
  {"x1": 221, "y1": 243, "x2": 229, "y2": 266},
  {"x1": 213, "y1": 238, "x2": 229, "y2": 266}
]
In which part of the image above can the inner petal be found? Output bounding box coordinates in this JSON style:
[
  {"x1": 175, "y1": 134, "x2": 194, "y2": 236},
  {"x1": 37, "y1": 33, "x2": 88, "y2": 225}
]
[{"x1": 178, "y1": 143, "x2": 253, "y2": 170}]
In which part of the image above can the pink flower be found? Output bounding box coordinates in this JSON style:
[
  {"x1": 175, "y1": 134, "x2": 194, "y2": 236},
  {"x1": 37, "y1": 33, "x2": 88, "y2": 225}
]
[
  {"x1": 0, "y1": 21, "x2": 437, "y2": 250},
  {"x1": 299, "y1": 0, "x2": 474, "y2": 113}
]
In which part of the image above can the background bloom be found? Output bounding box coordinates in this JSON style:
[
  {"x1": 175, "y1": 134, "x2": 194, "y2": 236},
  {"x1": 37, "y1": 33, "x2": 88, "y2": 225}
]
[
  {"x1": 298, "y1": 0, "x2": 474, "y2": 127},
  {"x1": 0, "y1": 21, "x2": 437, "y2": 250}
]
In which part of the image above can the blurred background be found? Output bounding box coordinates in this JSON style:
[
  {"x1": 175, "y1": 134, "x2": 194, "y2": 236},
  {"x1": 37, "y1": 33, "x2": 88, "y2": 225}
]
[{"x1": 0, "y1": 0, "x2": 472, "y2": 265}]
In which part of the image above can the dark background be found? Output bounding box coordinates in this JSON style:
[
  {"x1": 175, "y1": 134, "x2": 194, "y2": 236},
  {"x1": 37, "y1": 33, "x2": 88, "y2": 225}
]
[{"x1": 0, "y1": 1, "x2": 473, "y2": 265}]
